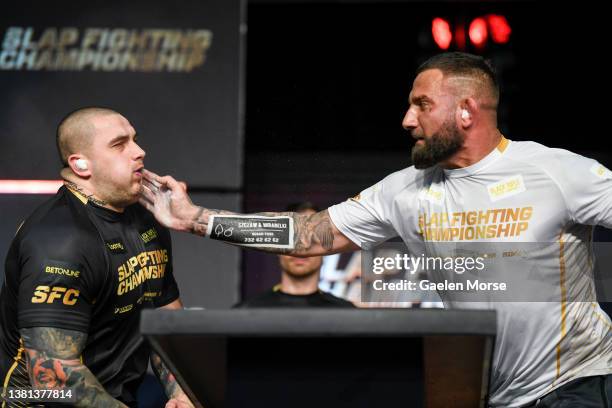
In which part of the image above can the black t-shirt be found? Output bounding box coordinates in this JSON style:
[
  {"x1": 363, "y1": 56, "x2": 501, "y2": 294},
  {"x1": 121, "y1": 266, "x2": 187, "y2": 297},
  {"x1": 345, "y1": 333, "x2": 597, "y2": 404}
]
[
  {"x1": 0, "y1": 186, "x2": 179, "y2": 406},
  {"x1": 235, "y1": 286, "x2": 355, "y2": 308}
]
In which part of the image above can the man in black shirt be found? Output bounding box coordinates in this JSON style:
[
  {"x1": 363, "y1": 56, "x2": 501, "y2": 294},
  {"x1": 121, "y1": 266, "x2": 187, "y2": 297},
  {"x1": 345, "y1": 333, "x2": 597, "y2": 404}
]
[
  {"x1": 237, "y1": 202, "x2": 354, "y2": 308},
  {"x1": 0, "y1": 108, "x2": 193, "y2": 407}
]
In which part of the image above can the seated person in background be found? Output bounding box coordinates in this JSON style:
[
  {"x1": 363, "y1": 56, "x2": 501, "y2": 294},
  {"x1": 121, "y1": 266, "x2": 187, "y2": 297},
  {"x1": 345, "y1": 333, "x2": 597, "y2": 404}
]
[{"x1": 235, "y1": 202, "x2": 355, "y2": 308}]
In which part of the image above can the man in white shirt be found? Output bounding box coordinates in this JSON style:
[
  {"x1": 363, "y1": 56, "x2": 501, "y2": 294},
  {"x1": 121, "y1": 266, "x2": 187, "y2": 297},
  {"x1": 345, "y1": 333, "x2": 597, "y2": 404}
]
[{"x1": 140, "y1": 52, "x2": 612, "y2": 407}]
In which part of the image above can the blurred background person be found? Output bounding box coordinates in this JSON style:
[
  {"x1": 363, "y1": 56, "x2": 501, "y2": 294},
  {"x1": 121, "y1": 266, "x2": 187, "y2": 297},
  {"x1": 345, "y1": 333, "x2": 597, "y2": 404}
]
[{"x1": 235, "y1": 202, "x2": 354, "y2": 308}]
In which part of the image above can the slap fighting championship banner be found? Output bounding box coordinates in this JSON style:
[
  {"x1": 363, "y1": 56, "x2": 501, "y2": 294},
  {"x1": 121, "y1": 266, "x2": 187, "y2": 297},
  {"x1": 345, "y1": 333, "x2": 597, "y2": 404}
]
[{"x1": 0, "y1": 0, "x2": 244, "y2": 188}]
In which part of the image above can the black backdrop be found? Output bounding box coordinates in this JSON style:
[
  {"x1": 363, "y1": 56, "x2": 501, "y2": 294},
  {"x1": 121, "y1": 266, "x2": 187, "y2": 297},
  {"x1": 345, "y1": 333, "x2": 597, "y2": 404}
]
[{"x1": 0, "y1": 0, "x2": 243, "y2": 188}]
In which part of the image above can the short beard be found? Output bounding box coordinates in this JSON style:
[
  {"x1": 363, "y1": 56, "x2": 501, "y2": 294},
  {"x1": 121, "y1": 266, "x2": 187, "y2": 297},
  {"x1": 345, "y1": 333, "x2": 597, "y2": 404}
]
[{"x1": 411, "y1": 120, "x2": 464, "y2": 169}]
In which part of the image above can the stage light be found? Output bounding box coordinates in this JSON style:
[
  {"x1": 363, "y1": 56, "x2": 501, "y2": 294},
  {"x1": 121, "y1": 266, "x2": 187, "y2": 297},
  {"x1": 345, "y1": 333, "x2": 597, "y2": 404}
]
[
  {"x1": 430, "y1": 14, "x2": 511, "y2": 51},
  {"x1": 487, "y1": 14, "x2": 512, "y2": 44},
  {"x1": 432, "y1": 18, "x2": 452, "y2": 50},
  {"x1": 469, "y1": 17, "x2": 488, "y2": 48}
]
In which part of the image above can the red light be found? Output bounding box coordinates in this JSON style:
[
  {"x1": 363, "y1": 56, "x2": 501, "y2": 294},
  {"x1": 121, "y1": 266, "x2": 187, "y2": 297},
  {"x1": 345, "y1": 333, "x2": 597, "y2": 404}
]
[
  {"x1": 0, "y1": 180, "x2": 63, "y2": 194},
  {"x1": 432, "y1": 18, "x2": 452, "y2": 50},
  {"x1": 455, "y1": 22, "x2": 466, "y2": 51},
  {"x1": 469, "y1": 17, "x2": 488, "y2": 48},
  {"x1": 487, "y1": 14, "x2": 511, "y2": 44}
]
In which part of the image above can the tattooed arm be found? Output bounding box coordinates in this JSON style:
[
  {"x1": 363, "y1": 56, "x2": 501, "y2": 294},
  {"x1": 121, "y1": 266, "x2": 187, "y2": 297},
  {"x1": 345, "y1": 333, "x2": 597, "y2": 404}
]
[
  {"x1": 139, "y1": 170, "x2": 358, "y2": 256},
  {"x1": 151, "y1": 299, "x2": 195, "y2": 408},
  {"x1": 150, "y1": 353, "x2": 193, "y2": 408},
  {"x1": 21, "y1": 327, "x2": 128, "y2": 408}
]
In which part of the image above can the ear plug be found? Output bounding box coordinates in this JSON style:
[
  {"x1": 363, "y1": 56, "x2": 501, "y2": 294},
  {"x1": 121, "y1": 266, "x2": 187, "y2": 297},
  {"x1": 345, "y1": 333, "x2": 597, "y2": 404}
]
[{"x1": 75, "y1": 159, "x2": 88, "y2": 170}]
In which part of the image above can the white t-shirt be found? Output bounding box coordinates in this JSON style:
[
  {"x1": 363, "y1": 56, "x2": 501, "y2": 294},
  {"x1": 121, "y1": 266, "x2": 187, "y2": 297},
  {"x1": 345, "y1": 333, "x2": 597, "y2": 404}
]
[{"x1": 328, "y1": 138, "x2": 612, "y2": 407}]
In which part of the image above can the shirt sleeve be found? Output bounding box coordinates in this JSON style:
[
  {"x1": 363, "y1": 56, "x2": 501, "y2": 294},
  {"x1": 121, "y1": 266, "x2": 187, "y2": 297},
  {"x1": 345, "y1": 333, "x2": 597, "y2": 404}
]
[
  {"x1": 553, "y1": 152, "x2": 612, "y2": 228},
  {"x1": 153, "y1": 227, "x2": 180, "y2": 307},
  {"x1": 17, "y1": 231, "x2": 106, "y2": 333},
  {"x1": 328, "y1": 179, "x2": 399, "y2": 250}
]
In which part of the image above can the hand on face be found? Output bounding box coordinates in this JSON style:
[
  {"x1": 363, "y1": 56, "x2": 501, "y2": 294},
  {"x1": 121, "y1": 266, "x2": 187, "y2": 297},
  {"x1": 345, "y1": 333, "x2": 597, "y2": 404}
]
[{"x1": 139, "y1": 169, "x2": 199, "y2": 232}]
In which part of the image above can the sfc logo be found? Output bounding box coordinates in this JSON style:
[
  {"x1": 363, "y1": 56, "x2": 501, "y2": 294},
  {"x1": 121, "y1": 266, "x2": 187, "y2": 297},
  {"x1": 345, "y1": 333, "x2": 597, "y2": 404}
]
[{"x1": 31, "y1": 286, "x2": 80, "y2": 306}]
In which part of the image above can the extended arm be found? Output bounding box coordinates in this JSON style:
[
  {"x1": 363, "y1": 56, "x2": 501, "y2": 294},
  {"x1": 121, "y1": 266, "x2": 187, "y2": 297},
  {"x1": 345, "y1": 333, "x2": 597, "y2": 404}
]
[
  {"x1": 139, "y1": 170, "x2": 358, "y2": 256},
  {"x1": 151, "y1": 299, "x2": 196, "y2": 408},
  {"x1": 21, "y1": 327, "x2": 128, "y2": 407}
]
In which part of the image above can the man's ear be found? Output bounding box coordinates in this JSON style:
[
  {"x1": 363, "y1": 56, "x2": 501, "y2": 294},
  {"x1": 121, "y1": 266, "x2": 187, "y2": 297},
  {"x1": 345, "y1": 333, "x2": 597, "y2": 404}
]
[
  {"x1": 68, "y1": 155, "x2": 91, "y2": 177},
  {"x1": 458, "y1": 98, "x2": 478, "y2": 128}
]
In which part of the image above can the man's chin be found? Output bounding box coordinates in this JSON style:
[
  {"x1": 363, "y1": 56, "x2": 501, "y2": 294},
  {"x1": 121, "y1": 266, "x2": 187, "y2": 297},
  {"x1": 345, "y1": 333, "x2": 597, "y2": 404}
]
[
  {"x1": 114, "y1": 191, "x2": 140, "y2": 208},
  {"x1": 411, "y1": 150, "x2": 436, "y2": 169},
  {"x1": 285, "y1": 270, "x2": 318, "y2": 279}
]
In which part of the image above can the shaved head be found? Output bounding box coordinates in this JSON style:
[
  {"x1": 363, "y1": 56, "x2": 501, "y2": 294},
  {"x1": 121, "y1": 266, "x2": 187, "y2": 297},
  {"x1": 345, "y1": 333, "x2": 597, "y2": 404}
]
[
  {"x1": 416, "y1": 52, "x2": 499, "y2": 111},
  {"x1": 56, "y1": 107, "x2": 120, "y2": 166}
]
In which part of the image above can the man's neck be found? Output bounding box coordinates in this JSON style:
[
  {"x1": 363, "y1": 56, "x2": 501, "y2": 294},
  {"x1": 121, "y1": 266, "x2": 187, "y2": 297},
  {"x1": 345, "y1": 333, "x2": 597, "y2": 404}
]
[
  {"x1": 440, "y1": 128, "x2": 503, "y2": 169},
  {"x1": 63, "y1": 178, "x2": 124, "y2": 213},
  {"x1": 280, "y1": 271, "x2": 320, "y2": 295}
]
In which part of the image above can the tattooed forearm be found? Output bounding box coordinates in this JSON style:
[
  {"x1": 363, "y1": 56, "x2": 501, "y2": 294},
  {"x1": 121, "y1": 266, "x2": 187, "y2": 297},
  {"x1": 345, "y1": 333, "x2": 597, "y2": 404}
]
[
  {"x1": 151, "y1": 352, "x2": 179, "y2": 398},
  {"x1": 292, "y1": 210, "x2": 335, "y2": 254},
  {"x1": 141, "y1": 169, "x2": 353, "y2": 257},
  {"x1": 21, "y1": 327, "x2": 128, "y2": 408},
  {"x1": 189, "y1": 207, "x2": 336, "y2": 256},
  {"x1": 189, "y1": 208, "x2": 235, "y2": 235},
  {"x1": 151, "y1": 352, "x2": 194, "y2": 406}
]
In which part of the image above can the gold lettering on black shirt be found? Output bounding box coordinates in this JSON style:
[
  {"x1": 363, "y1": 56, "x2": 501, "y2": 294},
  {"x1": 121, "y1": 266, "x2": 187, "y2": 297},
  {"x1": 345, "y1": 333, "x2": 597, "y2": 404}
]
[{"x1": 117, "y1": 249, "x2": 168, "y2": 295}]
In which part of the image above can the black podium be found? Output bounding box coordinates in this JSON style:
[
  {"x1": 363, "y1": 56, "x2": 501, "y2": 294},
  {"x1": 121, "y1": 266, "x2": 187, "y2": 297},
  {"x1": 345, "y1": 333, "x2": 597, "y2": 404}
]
[{"x1": 141, "y1": 309, "x2": 496, "y2": 408}]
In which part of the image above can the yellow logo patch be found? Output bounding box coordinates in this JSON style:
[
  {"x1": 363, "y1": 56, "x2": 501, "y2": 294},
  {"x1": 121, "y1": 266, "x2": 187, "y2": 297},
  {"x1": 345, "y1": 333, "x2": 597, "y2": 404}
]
[
  {"x1": 590, "y1": 163, "x2": 612, "y2": 179},
  {"x1": 44, "y1": 265, "x2": 80, "y2": 278},
  {"x1": 107, "y1": 242, "x2": 125, "y2": 251},
  {"x1": 487, "y1": 175, "x2": 526, "y2": 202},
  {"x1": 31, "y1": 286, "x2": 79, "y2": 305},
  {"x1": 114, "y1": 304, "x2": 133, "y2": 314},
  {"x1": 140, "y1": 228, "x2": 158, "y2": 244},
  {"x1": 420, "y1": 185, "x2": 445, "y2": 205}
]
